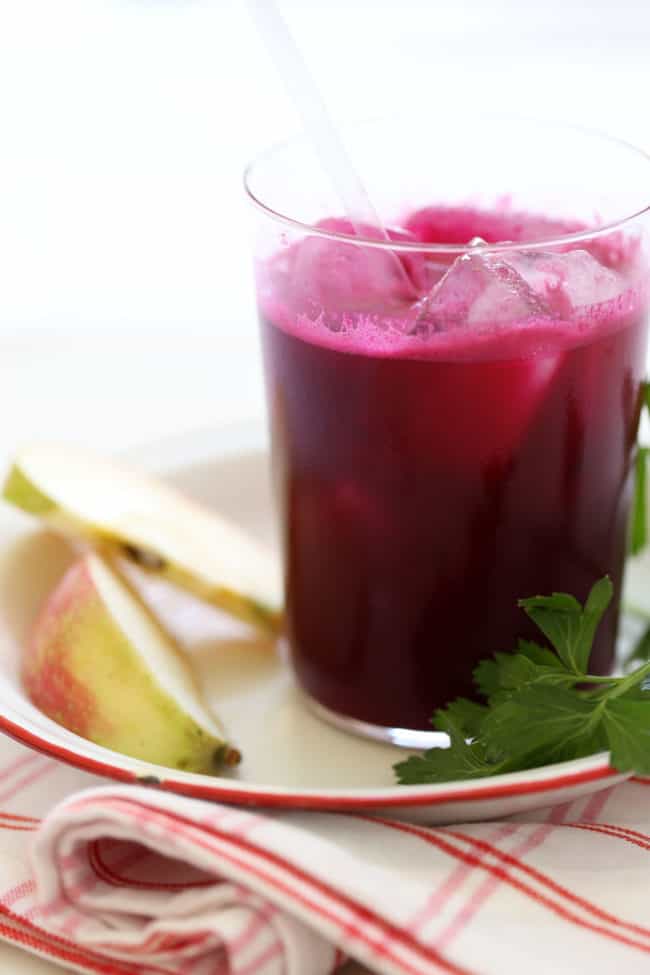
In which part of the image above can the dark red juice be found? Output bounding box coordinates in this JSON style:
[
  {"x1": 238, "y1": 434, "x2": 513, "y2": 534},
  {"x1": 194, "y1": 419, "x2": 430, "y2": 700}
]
[{"x1": 258, "y1": 208, "x2": 649, "y2": 731}]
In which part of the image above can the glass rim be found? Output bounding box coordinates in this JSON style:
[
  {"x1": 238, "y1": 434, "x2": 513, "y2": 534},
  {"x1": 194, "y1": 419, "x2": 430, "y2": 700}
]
[{"x1": 243, "y1": 115, "x2": 650, "y2": 255}]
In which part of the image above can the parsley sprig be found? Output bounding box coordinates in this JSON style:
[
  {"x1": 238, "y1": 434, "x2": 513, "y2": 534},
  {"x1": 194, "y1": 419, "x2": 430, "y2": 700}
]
[
  {"x1": 629, "y1": 379, "x2": 650, "y2": 555},
  {"x1": 394, "y1": 577, "x2": 650, "y2": 785}
]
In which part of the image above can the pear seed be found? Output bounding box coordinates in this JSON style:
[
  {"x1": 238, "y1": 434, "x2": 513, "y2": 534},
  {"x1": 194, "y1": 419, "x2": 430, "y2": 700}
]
[{"x1": 122, "y1": 543, "x2": 166, "y2": 571}]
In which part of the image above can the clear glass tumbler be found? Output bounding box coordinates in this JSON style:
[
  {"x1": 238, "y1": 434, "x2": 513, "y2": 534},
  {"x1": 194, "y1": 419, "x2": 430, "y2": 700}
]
[{"x1": 245, "y1": 117, "x2": 650, "y2": 747}]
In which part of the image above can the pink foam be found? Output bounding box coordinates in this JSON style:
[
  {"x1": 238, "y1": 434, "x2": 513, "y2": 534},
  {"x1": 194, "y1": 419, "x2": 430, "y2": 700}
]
[{"x1": 258, "y1": 206, "x2": 649, "y2": 363}]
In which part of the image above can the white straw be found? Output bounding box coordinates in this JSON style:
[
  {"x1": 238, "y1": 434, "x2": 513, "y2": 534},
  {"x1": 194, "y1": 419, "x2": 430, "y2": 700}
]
[{"x1": 247, "y1": 0, "x2": 416, "y2": 295}]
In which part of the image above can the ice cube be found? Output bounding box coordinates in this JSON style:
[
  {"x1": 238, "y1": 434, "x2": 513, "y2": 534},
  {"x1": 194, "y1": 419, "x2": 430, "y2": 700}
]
[
  {"x1": 506, "y1": 248, "x2": 624, "y2": 317},
  {"x1": 286, "y1": 218, "x2": 416, "y2": 323},
  {"x1": 415, "y1": 251, "x2": 552, "y2": 333}
]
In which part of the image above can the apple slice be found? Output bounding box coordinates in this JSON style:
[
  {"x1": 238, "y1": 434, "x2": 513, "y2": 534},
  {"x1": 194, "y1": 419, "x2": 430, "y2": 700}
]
[
  {"x1": 25, "y1": 553, "x2": 240, "y2": 772},
  {"x1": 3, "y1": 444, "x2": 282, "y2": 633}
]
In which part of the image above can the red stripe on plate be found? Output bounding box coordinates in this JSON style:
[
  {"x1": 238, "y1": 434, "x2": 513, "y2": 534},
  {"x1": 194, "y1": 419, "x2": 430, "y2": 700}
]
[
  {"x1": 0, "y1": 711, "x2": 619, "y2": 810},
  {"x1": 161, "y1": 762, "x2": 619, "y2": 809},
  {"x1": 0, "y1": 719, "x2": 138, "y2": 785}
]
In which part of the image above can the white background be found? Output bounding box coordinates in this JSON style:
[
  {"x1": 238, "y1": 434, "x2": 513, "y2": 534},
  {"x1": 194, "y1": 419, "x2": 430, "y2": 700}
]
[
  {"x1": 0, "y1": 0, "x2": 648, "y2": 452},
  {"x1": 0, "y1": 4, "x2": 647, "y2": 972}
]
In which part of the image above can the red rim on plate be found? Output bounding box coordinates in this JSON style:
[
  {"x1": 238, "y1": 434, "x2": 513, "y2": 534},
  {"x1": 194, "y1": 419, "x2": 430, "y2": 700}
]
[
  {"x1": 0, "y1": 710, "x2": 619, "y2": 811},
  {"x1": 0, "y1": 421, "x2": 630, "y2": 816}
]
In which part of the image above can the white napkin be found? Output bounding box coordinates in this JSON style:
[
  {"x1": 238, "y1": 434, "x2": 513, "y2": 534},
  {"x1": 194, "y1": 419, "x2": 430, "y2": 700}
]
[{"x1": 0, "y1": 734, "x2": 649, "y2": 975}]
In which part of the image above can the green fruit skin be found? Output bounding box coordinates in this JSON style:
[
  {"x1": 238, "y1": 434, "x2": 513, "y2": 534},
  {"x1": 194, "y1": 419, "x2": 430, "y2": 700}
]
[
  {"x1": 3, "y1": 465, "x2": 57, "y2": 516},
  {"x1": 24, "y1": 559, "x2": 226, "y2": 773},
  {"x1": 3, "y1": 463, "x2": 282, "y2": 635}
]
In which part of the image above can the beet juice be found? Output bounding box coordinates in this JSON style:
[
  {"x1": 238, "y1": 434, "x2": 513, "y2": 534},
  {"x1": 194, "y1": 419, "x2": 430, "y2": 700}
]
[{"x1": 257, "y1": 206, "x2": 649, "y2": 734}]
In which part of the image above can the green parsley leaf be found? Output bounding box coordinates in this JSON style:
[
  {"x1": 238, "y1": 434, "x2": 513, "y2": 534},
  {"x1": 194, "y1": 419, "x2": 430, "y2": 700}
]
[
  {"x1": 480, "y1": 686, "x2": 608, "y2": 766},
  {"x1": 472, "y1": 655, "x2": 503, "y2": 699},
  {"x1": 601, "y1": 698, "x2": 650, "y2": 774},
  {"x1": 394, "y1": 576, "x2": 650, "y2": 786},
  {"x1": 474, "y1": 641, "x2": 572, "y2": 702},
  {"x1": 394, "y1": 712, "x2": 503, "y2": 784},
  {"x1": 434, "y1": 698, "x2": 488, "y2": 739},
  {"x1": 630, "y1": 379, "x2": 650, "y2": 556},
  {"x1": 630, "y1": 446, "x2": 648, "y2": 556},
  {"x1": 517, "y1": 639, "x2": 567, "y2": 667},
  {"x1": 518, "y1": 576, "x2": 612, "y2": 674}
]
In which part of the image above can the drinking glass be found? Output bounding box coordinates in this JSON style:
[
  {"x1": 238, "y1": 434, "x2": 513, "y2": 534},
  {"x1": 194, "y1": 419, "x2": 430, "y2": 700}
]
[{"x1": 245, "y1": 117, "x2": 650, "y2": 747}]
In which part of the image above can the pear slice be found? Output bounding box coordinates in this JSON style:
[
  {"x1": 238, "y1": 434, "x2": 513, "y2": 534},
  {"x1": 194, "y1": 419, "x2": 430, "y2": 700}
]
[
  {"x1": 25, "y1": 552, "x2": 240, "y2": 772},
  {"x1": 3, "y1": 443, "x2": 282, "y2": 633}
]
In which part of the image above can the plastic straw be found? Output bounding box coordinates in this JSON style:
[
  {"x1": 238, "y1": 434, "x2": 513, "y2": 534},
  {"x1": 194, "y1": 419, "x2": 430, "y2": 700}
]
[{"x1": 247, "y1": 0, "x2": 415, "y2": 292}]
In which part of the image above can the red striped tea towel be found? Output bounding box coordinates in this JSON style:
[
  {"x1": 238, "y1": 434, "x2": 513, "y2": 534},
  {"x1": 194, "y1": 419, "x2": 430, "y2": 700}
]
[{"x1": 0, "y1": 736, "x2": 650, "y2": 975}]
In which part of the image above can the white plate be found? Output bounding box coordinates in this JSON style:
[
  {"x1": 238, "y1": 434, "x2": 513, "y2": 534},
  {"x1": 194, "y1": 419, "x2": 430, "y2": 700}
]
[{"x1": 0, "y1": 420, "x2": 644, "y2": 825}]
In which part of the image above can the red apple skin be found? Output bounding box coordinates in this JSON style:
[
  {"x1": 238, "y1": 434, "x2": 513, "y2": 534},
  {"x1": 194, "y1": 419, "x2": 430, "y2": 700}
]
[
  {"x1": 24, "y1": 559, "x2": 108, "y2": 738},
  {"x1": 22, "y1": 555, "x2": 230, "y2": 772}
]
